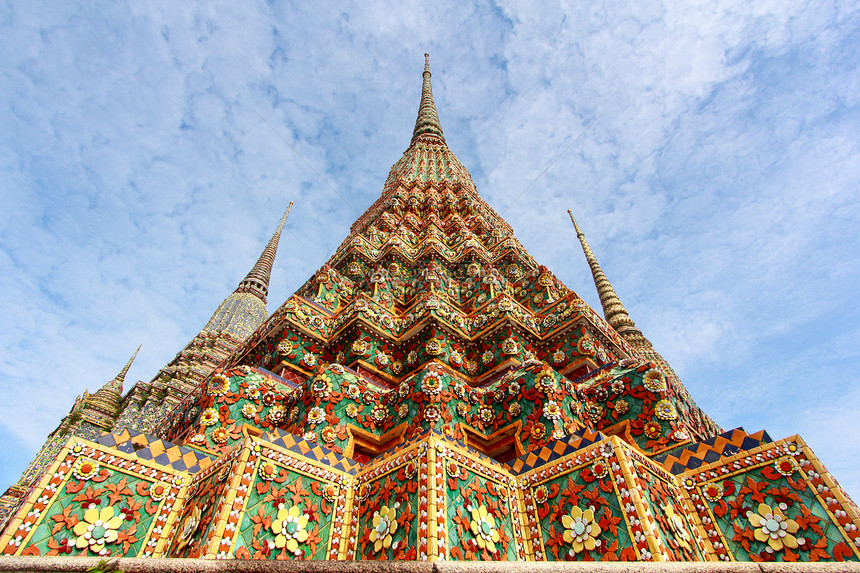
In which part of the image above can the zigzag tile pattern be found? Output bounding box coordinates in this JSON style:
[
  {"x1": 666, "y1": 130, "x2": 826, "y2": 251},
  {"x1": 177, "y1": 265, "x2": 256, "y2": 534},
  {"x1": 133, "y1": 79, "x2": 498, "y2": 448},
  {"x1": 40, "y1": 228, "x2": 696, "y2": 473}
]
[
  {"x1": 506, "y1": 427, "x2": 607, "y2": 474},
  {"x1": 96, "y1": 428, "x2": 213, "y2": 474},
  {"x1": 656, "y1": 427, "x2": 773, "y2": 474},
  {"x1": 263, "y1": 427, "x2": 360, "y2": 475}
]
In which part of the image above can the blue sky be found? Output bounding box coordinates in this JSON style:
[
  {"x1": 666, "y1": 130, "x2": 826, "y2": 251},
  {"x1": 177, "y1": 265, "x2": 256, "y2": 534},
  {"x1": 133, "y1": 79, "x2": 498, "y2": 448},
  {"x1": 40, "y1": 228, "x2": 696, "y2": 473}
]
[{"x1": 1, "y1": 1, "x2": 859, "y2": 500}]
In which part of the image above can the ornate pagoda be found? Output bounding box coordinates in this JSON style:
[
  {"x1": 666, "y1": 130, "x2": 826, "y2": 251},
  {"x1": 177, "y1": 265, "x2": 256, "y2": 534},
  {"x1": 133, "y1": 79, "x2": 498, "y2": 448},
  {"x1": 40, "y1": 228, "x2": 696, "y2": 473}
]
[{"x1": 2, "y1": 55, "x2": 859, "y2": 564}]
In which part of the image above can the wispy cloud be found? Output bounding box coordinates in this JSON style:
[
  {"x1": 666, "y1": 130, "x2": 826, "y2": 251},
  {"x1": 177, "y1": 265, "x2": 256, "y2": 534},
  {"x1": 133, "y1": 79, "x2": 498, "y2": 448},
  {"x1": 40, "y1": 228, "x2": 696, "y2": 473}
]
[{"x1": 1, "y1": 0, "x2": 859, "y2": 500}]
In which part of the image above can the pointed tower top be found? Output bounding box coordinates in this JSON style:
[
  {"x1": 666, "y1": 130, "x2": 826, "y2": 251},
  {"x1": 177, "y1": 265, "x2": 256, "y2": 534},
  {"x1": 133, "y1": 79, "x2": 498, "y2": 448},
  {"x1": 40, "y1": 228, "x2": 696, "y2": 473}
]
[
  {"x1": 411, "y1": 53, "x2": 445, "y2": 145},
  {"x1": 114, "y1": 344, "x2": 141, "y2": 385},
  {"x1": 237, "y1": 202, "x2": 293, "y2": 303},
  {"x1": 80, "y1": 345, "x2": 140, "y2": 430},
  {"x1": 568, "y1": 209, "x2": 640, "y2": 336}
]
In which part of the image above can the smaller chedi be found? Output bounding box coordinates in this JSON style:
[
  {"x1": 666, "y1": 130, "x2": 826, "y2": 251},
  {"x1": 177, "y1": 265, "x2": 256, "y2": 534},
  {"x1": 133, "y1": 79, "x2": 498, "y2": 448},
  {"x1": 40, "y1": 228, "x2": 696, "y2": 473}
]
[{"x1": 1, "y1": 55, "x2": 859, "y2": 564}]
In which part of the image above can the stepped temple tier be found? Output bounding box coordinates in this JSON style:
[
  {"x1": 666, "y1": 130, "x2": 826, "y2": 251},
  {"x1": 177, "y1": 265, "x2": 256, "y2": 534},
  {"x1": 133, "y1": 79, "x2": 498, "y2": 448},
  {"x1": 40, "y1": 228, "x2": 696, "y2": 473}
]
[{"x1": 2, "y1": 55, "x2": 858, "y2": 564}]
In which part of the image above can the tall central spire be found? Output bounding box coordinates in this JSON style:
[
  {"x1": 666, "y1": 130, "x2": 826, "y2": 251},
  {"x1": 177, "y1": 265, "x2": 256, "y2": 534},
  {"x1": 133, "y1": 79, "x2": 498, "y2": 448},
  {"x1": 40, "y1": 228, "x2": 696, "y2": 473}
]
[
  {"x1": 411, "y1": 53, "x2": 445, "y2": 145},
  {"x1": 237, "y1": 202, "x2": 293, "y2": 303}
]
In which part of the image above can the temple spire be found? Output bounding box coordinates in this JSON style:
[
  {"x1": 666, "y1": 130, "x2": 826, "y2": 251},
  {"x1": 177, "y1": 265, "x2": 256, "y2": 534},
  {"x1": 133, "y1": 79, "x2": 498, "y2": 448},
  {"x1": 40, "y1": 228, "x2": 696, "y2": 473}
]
[
  {"x1": 114, "y1": 344, "x2": 141, "y2": 385},
  {"x1": 411, "y1": 53, "x2": 445, "y2": 145},
  {"x1": 80, "y1": 345, "x2": 141, "y2": 430},
  {"x1": 237, "y1": 202, "x2": 293, "y2": 303},
  {"x1": 568, "y1": 209, "x2": 641, "y2": 336}
]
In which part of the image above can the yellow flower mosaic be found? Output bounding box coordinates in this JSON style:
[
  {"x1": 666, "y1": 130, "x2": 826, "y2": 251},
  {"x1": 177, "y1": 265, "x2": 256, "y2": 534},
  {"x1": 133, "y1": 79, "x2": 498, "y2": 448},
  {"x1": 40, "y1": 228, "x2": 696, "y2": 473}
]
[
  {"x1": 369, "y1": 505, "x2": 398, "y2": 552},
  {"x1": 562, "y1": 506, "x2": 602, "y2": 554},
  {"x1": 470, "y1": 505, "x2": 500, "y2": 553},
  {"x1": 746, "y1": 503, "x2": 799, "y2": 552},
  {"x1": 73, "y1": 506, "x2": 123, "y2": 555},
  {"x1": 271, "y1": 506, "x2": 309, "y2": 553}
]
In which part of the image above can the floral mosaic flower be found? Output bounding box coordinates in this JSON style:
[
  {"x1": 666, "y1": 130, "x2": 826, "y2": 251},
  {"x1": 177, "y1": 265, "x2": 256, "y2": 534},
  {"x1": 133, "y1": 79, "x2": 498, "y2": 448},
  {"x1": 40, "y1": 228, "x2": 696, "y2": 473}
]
[
  {"x1": 501, "y1": 337, "x2": 519, "y2": 355},
  {"x1": 346, "y1": 384, "x2": 361, "y2": 400},
  {"x1": 508, "y1": 382, "x2": 521, "y2": 397},
  {"x1": 481, "y1": 350, "x2": 494, "y2": 365},
  {"x1": 321, "y1": 426, "x2": 338, "y2": 445},
  {"x1": 508, "y1": 402, "x2": 521, "y2": 417},
  {"x1": 302, "y1": 431, "x2": 317, "y2": 442},
  {"x1": 562, "y1": 507, "x2": 602, "y2": 554},
  {"x1": 174, "y1": 506, "x2": 202, "y2": 552},
  {"x1": 654, "y1": 400, "x2": 677, "y2": 420},
  {"x1": 211, "y1": 427, "x2": 230, "y2": 445},
  {"x1": 577, "y1": 337, "x2": 595, "y2": 355},
  {"x1": 533, "y1": 485, "x2": 549, "y2": 504},
  {"x1": 200, "y1": 408, "x2": 218, "y2": 426},
  {"x1": 345, "y1": 404, "x2": 360, "y2": 418},
  {"x1": 301, "y1": 353, "x2": 318, "y2": 369},
  {"x1": 311, "y1": 375, "x2": 331, "y2": 396},
  {"x1": 259, "y1": 461, "x2": 279, "y2": 481},
  {"x1": 702, "y1": 482, "x2": 723, "y2": 502},
  {"x1": 585, "y1": 402, "x2": 603, "y2": 422},
  {"x1": 614, "y1": 399, "x2": 629, "y2": 414},
  {"x1": 643, "y1": 369, "x2": 666, "y2": 392},
  {"x1": 72, "y1": 458, "x2": 99, "y2": 481},
  {"x1": 73, "y1": 506, "x2": 123, "y2": 555},
  {"x1": 277, "y1": 340, "x2": 293, "y2": 355},
  {"x1": 261, "y1": 391, "x2": 276, "y2": 406},
  {"x1": 308, "y1": 407, "x2": 326, "y2": 425},
  {"x1": 426, "y1": 339, "x2": 444, "y2": 356},
  {"x1": 398, "y1": 403, "x2": 409, "y2": 418},
  {"x1": 746, "y1": 503, "x2": 799, "y2": 551},
  {"x1": 552, "y1": 350, "x2": 566, "y2": 365},
  {"x1": 611, "y1": 379, "x2": 625, "y2": 395},
  {"x1": 774, "y1": 456, "x2": 797, "y2": 476},
  {"x1": 478, "y1": 406, "x2": 494, "y2": 423},
  {"x1": 643, "y1": 421, "x2": 662, "y2": 438},
  {"x1": 680, "y1": 476, "x2": 696, "y2": 490},
  {"x1": 322, "y1": 483, "x2": 338, "y2": 503},
  {"x1": 69, "y1": 442, "x2": 87, "y2": 457},
  {"x1": 245, "y1": 386, "x2": 261, "y2": 400},
  {"x1": 423, "y1": 406, "x2": 440, "y2": 422},
  {"x1": 470, "y1": 505, "x2": 500, "y2": 553},
  {"x1": 352, "y1": 340, "x2": 368, "y2": 355},
  {"x1": 189, "y1": 433, "x2": 207, "y2": 446},
  {"x1": 407, "y1": 350, "x2": 418, "y2": 365},
  {"x1": 271, "y1": 506, "x2": 309, "y2": 554},
  {"x1": 370, "y1": 405, "x2": 387, "y2": 423},
  {"x1": 267, "y1": 404, "x2": 287, "y2": 425},
  {"x1": 449, "y1": 351, "x2": 462, "y2": 366},
  {"x1": 208, "y1": 373, "x2": 230, "y2": 396},
  {"x1": 537, "y1": 373, "x2": 557, "y2": 393},
  {"x1": 376, "y1": 353, "x2": 390, "y2": 367},
  {"x1": 402, "y1": 460, "x2": 418, "y2": 479},
  {"x1": 241, "y1": 404, "x2": 257, "y2": 420},
  {"x1": 369, "y1": 505, "x2": 399, "y2": 552},
  {"x1": 422, "y1": 374, "x2": 442, "y2": 395},
  {"x1": 529, "y1": 424, "x2": 546, "y2": 440},
  {"x1": 543, "y1": 400, "x2": 562, "y2": 420},
  {"x1": 664, "y1": 503, "x2": 693, "y2": 552},
  {"x1": 149, "y1": 481, "x2": 170, "y2": 502},
  {"x1": 591, "y1": 460, "x2": 610, "y2": 479}
]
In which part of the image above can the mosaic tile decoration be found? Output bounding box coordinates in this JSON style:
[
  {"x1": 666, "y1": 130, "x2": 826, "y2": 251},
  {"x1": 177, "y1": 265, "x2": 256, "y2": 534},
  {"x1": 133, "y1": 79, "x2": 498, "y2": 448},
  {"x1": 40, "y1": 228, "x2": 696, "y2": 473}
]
[
  {"x1": 656, "y1": 428, "x2": 773, "y2": 474},
  {"x1": 96, "y1": 430, "x2": 213, "y2": 474}
]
